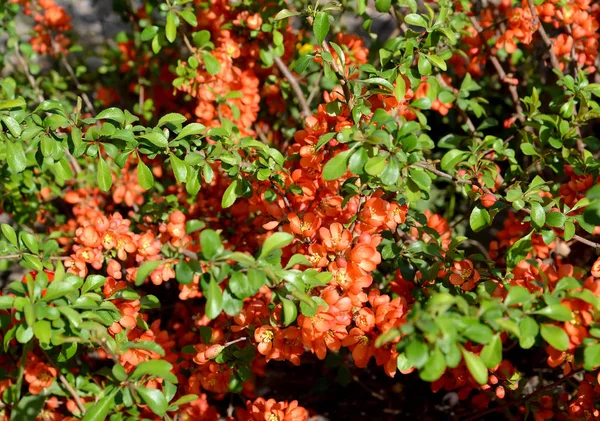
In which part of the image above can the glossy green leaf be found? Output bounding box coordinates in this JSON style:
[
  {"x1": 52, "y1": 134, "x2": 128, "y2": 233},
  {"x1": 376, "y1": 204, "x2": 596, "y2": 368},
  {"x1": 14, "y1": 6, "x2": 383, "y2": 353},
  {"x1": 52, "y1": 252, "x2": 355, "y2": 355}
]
[
  {"x1": 540, "y1": 324, "x2": 569, "y2": 351},
  {"x1": 461, "y1": 348, "x2": 488, "y2": 385},
  {"x1": 313, "y1": 12, "x2": 330, "y2": 45}
]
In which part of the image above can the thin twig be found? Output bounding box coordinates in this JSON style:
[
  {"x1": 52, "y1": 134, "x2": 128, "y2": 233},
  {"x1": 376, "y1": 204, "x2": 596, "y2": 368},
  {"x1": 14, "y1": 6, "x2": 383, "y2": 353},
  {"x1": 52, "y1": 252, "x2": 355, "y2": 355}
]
[
  {"x1": 14, "y1": 44, "x2": 82, "y2": 174},
  {"x1": 271, "y1": 184, "x2": 294, "y2": 214},
  {"x1": 415, "y1": 162, "x2": 600, "y2": 250},
  {"x1": 14, "y1": 46, "x2": 44, "y2": 103},
  {"x1": 306, "y1": 71, "x2": 324, "y2": 106},
  {"x1": 320, "y1": 40, "x2": 354, "y2": 109},
  {"x1": 525, "y1": 0, "x2": 560, "y2": 70},
  {"x1": 525, "y1": 1, "x2": 584, "y2": 156},
  {"x1": 0, "y1": 253, "x2": 70, "y2": 261},
  {"x1": 273, "y1": 55, "x2": 311, "y2": 118},
  {"x1": 41, "y1": 349, "x2": 86, "y2": 415},
  {"x1": 469, "y1": 16, "x2": 525, "y2": 123},
  {"x1": 437, "y1": 75, "x2": 478, "y2": 136},
  {"x1": 223, "y1": 337, "x2": 247, "y2": 347},
  {"x1": 50, "y1": 39, "x2": 96, "y2": 115}
]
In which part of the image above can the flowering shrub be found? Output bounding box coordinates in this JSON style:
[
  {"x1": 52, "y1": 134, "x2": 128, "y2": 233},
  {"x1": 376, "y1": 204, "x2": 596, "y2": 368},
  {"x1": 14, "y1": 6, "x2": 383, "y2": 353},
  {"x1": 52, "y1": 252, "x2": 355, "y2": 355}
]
[{"x1": 1, "y1": 0, "x2": 600, "y2": 419}]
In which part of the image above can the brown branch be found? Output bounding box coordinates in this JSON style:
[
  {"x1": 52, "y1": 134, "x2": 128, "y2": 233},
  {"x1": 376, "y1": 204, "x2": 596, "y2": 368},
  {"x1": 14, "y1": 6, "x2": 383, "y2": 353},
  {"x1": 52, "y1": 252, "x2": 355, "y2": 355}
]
[
  {"x1": 525, "y1": 0, "x2": 560, "y2": 70},
  {"x1": 468, "y1": 16, "x2": 525, "y2": 123},
  {"x1": 0, "y1": 253, "x2": 70, "y2": 261},
  {"x1": 14, "y1": 43, "x2": 82, "y2": 174},
  {"x1": 273, "y1": 55, "x2": 311, "y2": 119},
  {"x1": 49, "y1": 38, "x2": 96, "y2": 115},
  {"x1": 320, "y1": 40, "x2": 354, "y2": 109},
  {"x1": 525, "y1": 1, "x2": 584, "y2": 157},
  {"x1": 14, "y1": 46, "x2": 44, "y2": 103},
  {"x1": 437, "y1": 75, "x2": 478, "y2": 136},
  {"x1": 415, "y1": 161, "x2": 600, "y2": 250},
  {"x1": 41, "y1": 349, "x2": 87, "y2": 415}
]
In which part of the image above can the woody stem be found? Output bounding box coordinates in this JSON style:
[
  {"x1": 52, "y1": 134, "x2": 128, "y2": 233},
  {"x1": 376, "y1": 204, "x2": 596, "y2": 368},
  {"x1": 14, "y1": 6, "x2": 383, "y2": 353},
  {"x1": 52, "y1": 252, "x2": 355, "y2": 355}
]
[
  {"x1": 273, "y1": 55, "x2": 312, "y2": 119},
  {"x1": 415, "y1": 161, "x2": 600, "y2": 250},
  {"x1": 41, "y1": 348, "x2": 87, "y2": 415}
]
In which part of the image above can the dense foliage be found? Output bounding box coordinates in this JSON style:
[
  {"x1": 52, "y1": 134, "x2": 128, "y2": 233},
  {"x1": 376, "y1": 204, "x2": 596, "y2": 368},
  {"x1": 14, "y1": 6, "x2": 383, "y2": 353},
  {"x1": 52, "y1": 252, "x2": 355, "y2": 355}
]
[{"x1": 1, "y1": 0, "x2": 600, "y2": 419}]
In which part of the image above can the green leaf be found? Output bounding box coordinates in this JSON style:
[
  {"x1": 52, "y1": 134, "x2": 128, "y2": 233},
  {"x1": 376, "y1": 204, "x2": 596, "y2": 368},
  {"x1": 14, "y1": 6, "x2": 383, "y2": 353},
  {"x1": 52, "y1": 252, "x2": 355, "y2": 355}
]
[
  {"x1": 361, "y1": 77, "x2": 394, "y2": 92},
  {"x1": 82, "y1": 390, "x2": 117, "y2": 421},
  {"x1": 137, "y1": 159, "x2": 154, "y2": 190},
  {"x1": 584, "y1": 343, "x2": 600, "y2": 371},
  {"x1": 112, "y1": 364, "x2": 127, "y2": 381},
  {"x1": 205, "y1": 278, "x2": 223, "y2": 319},
  {"x1": 96, "y1": 107, "x2": 125, "y2": 124},
  {"x1": 247, "y1": 269, "x2": 267, "y2": 292},
  {"x1": 313, "y1": 12, "x2": 330, "y2": 45},
  {"x1": 228, "y1": 272, "x2": 252, "y2": 299},
  {"x1": 406, "y1": 339, "x2": 428, "y2": 369},
  {"x1": 0, "y1": 97, "x2": 26, "y2": 111},
  {"x1": 405, "y1": 13, "x2": 428, "y2": 28},
  {"x1": 440, "y1": 150, "x2": 465, "y2": 172},
  {"x1": 201, "y1": 52, "x2": 221, "y2": 75},
  {"x1": 546, "y1": 212, "x2": 566, "y2": 228},
  {"x1": 380, "y1": 157, "x2": 400, "y2": 185},
  {"x1": 222, "y1": 179, "x2": 238, "y2": 208},
  {"x1": 469, "y1": 207, "x2": 491, "y2": 232},
  {"x1": 504, "y1": 286, "x2": 531, "y2": 306},
  {"x1": 141, "y1": 25, "x2": 159, "y2": 41},
  {"x1": 179, "y1": 10, "x2": 197, "y2": 27},
  {"x1": 5, "y1": 141, "x2": 27, "y2": 173},
  {"x1": 530, "y1": 202, "x2": 546, "y2": 229},
  {"x1": 10, "y1": 394, "x2": 45, "y2": 421},
  {"x1": 461, "y1": 348, "x2": 488, "y2": 385},
  {"x1": 166, "y1": 12, "x2": 177, "y2": 43},
  {"x1": 364, "y1": 155, "x2": 388, "y2": 176},
  {"x1": 174, "y1": 122, "x2": 206, "y2": 140},
  {"x1": 534, "y1": 305, "x2": 572, "y2": 322},
  {"x1": 97, "y1": 157, "x2": 112, "y2": 192},
  {"x1": 540, "y1": 324, "x2": 569, "y2": 351},
  {"x1": 1, "y1": 115, "x2": 22, "y2": 137},
  {"x1": 463, "y1": 323, "x2": 494, "y2": 344},
  {"x1": 1, "y1": 224, "x2": 17, "y2": 246},
  {"x1": 135, "y1": 260, "x2": 163, "y2": 286},
  {"x1": 131, "y1": 360, "x2": 177, "y2": 383},
  {"x1": 137, "y1": 386, "x2": 168, "y2": 417},
  {"x1": 33, "y1": 320, "x2": 51, "y2": 345},
  {"x1": 480, "y1": 334, "x2": 502, "y2": 369},
  {"x1": 417, "y1": 56, "x2": 431, "y2": 75},
  {"x1": 200, "y1": 229, "x2": 223, "y2": 259},
  {"x1": 140, "y1": 132, "x2": 168, "y2": 148},
  {"x1": 175, "y1": 260, "x2": 195, "y2": 284},
  {"x1": 427, "y1": 54, "x2": 447, "y2": 71},
  {"x1": 158, "y1": 112, "x2": 186, "y2": 127},
  {"x1": 419, "y1": 347, "x2": 446, "y2": 382},
  {"x1": 170, "y1": 153, "x2": 188, "y2": 183},
  {"x1": 274, "y1": 9, "x2": 301, "y2": 20},
  {"x1": 0, "y1": 295, "x2": 15, "y2": 310},
  {"x1": 322, "y1": 150, "x2": 351, "y2": 180},
  {"x1": 295, "y1": 55, "x2": 314, "y2": 73},
  {"x1": 281, "y1": 298, "x2": 298, "y2": 326},
  {"x1": 259, "y1": 232, "x2": 294, "y2": 259},
  {"x1": 505, "y1": 231, "x2": 533, "y2": 271},
  {"x1": 121, "y1": 340, "x2": 165, "y2": 356},
  {"x1": 82, "y1": 275, "x2": 106, "y2": 294},
  {"x1": 519, "y1": 316, "x2": 539, "y2": 349},
  {"x1": 43, "y1": 275, "x2": 82, "y2": 302}
]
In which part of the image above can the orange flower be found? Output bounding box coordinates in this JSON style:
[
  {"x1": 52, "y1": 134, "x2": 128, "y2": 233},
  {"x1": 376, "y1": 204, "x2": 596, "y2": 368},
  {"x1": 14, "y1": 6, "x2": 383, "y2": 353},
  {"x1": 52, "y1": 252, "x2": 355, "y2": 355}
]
[
  {"x1": 24, "y1": 361, "x2": 57, "y2": 394},
  {"x1": 341, "y1": 327, "x2": 374, "y2": 368},
  {"x1": 288, "y1": 213, "x2": 321, "y2": 238},
  {"x1": 319, "y1": 222, "x2": 352, "y2": 252},
  {"x1": 449, "y1": 259, "x2": 480, "y2": 291}
]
